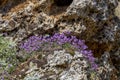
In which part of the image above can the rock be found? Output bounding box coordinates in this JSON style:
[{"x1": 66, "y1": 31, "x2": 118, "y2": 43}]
[
  {"x1": 0, "y1": 0, "x2": 118, "y2": 42},
  {"x1": 0, "y1": 0, "x2": 120, "y2": 79},
  {"x1": 97, "y1": 52, "x2": 118, "y2": 80},
  {"x1": 11, "y1": 49, "x2": 118, "y2": 80},
  {"x1": 0, "y1": 0, "x2": 26, "y2": 13},
  {"x1": 115, "y1": 2, "x2": 120, "y2": 19},
  {"x1": 11, "y1": 49, "x2": 97, "y2": 80}
]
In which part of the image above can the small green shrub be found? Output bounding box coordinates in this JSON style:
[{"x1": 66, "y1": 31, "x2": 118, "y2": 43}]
[{"x1": 0, "y1": 35, "x2": 18, "y2": 79}]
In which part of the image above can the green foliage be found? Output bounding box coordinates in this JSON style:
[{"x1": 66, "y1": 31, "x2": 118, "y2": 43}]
[
  {"x1": 62, "y1": 43, "x2": 76, "y2": 56},
  {"x1": 0, "y1": 35, "x2": 18, "y2": 74}
]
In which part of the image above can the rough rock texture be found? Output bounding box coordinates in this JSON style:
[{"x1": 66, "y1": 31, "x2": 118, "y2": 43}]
[
  {"x1": 115, "y1": 1, "x2": 120, "y2": 19},
  {"x1": 0, "y1": 0, "x2": 118, "y2": 42},
  {"x1": 10, "y1": 49, "x2": 118, "y2": 80},
  {"x1": 0, "y1": 0, "x2": 120, "y2": 79},
  {"x1": 0, "y1": 0, "x2": 26, "y2": 13},
  {"x1": 11, "y1": 50, "x2": 97, "y2": 80},
  {"x1": 97, "y1": 52, "x2": 118, "y2": 80}
]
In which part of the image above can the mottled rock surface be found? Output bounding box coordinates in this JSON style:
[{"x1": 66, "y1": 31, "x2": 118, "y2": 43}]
[
  {"x1": 11, "y1": 49, "x2": 97, "y2": 80},
  {"x1": 0, "y1": 0, "x2": 120, "y2": 79},
  {"x1": 115, "y1": 1, "x2": 120, "y2": 19},
  {"x1": 0, "y1": 0, "x2": 118, "y2": 42},
  {"x1": 9, "y1": 49, "x2": 118, "y2": 80}
]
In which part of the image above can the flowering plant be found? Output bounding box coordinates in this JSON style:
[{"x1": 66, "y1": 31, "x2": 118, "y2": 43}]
[{"x1": 20, "y1": 32, "x2": 97, "y2": 69}]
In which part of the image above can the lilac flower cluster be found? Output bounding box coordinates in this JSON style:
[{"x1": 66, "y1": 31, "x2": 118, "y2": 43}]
[{"x1": 20, "y1": 32, "x2": 98, "y2": 69}]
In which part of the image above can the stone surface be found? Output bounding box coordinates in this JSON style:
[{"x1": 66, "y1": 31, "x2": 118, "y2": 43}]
[
  {"x1": 0, "y1": 0, "x2": 118, "y2": 42},
  {"x1": 115, "y1": 2, "x2": 120, "y2": 19},
  {"x1": 11, "y1": 50, "x2": 96, "y2": 80},
  {"x1": 0, "y1": 0, "x2": 120, "y2": 79},
  {"x1": 97, "y1": 52, "x2": 118, "y2": 80},
  {"x1": 10, "y1": 49, "x2": 118, "y2": 80}
]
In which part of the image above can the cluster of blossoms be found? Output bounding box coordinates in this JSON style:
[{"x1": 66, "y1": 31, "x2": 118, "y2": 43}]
[{"x1": 20, "y1": 32, "x2": 98, "y2": 70}]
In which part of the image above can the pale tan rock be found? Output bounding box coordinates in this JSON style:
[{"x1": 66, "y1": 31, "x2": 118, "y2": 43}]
[{"x1": 115, "y1": 2, "x2": 120, "y2": 19}]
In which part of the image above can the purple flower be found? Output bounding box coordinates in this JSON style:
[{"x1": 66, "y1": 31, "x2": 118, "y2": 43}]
[
  {"x1": 92, "y1": 64, "x2": 98, "y2": 70},
  {"x1": 20, "y1": 31, "x2": 98, "y2": 70}
]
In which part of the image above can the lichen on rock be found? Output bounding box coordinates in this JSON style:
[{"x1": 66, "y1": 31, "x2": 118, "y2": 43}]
[
  {"x1": 13, "y1": 49, "x2": 96, "y2": 80},
  {"x1": 0, "y1": 0, "x2": 120, "y2": 79}
]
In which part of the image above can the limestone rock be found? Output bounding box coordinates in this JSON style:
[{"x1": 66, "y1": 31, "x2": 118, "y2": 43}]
[
  {"x1": 0, "y1": 0, "x2": 120, "y2": 79},
  {"x1": 11, "y1": 49, "x2": 118, "y2": 80},
  {"x1": 115, "y1": 2, "x2": 120, "y2": 19},
  {"x1": 97, "y1": 52, "x2": 118, "y2": 80},
  {"x1": 0, "y1": 0, "x2": 26, "y2": 13},
  {"x1": 0, "y1": 0, "x2": 118, "y2": 42},
  {"x1": 11, "y1": 50, "x2": 96, "y2": 80}
]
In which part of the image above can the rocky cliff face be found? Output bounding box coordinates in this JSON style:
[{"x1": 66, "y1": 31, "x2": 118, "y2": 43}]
[
  {"x1": 0, "y1": 0, "x2": 119, "y2": 41},
  {"x1": 0, "y1": 0, "x2": 120, "y2": 79}
]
